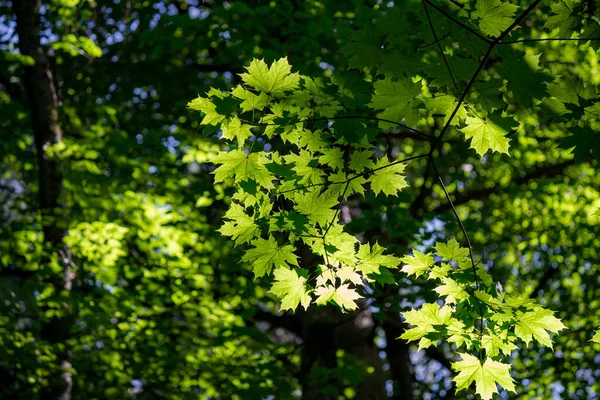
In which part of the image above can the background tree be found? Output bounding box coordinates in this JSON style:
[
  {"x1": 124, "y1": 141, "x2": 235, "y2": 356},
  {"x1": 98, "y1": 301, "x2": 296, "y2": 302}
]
[{"x1": 0, "y1": 0, "x2": 598, "y2": 399}]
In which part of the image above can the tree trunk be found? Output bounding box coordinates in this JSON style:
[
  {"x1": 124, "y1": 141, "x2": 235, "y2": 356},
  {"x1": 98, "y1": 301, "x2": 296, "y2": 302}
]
[
  {"x1": 13, "y1": 1, "x2": 73, "y2": 399},
  {"x1": 299, "y1": 302, "x2": 387, "y2": 400},
  {"x1": 383, "y1": 314, "x2": 415, "y2": 400}
]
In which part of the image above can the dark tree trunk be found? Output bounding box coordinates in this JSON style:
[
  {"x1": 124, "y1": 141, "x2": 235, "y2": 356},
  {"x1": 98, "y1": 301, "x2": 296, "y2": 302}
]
[
  {"x1": 383, "y1": 314, "x2": 415, "y2": 400},
  {"x1": 299, "y1": 302, "x2": 387, "y2": 400},
  {"x1": 13, "y1": 1, "x2": 73, "y2": 399}
]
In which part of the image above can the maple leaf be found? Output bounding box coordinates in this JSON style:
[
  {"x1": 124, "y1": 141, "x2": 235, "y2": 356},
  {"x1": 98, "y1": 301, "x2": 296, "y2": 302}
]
[
  {"x1": 481, "y1": 333, "x2": 518, "y2": 357},
  {"x1": 212, "y1": 150, "x2": 275, "y2": 189},
  {"x1": 452, "y1": 353, "x2": 516, "y2": 400},
  {"x1": 187, "y1": 96, "x2": 224, "y2": 126},
  {"x1": 459, "y1": 114, "x2": 517, "y2": 156},
  {"x1": 315, "y1": 284, "x2": 361, "y2": 311},
  {"x1": 231, "y1": 85, "x2": 269, "y2": 112},
  {"x1": 349, "y1": 150, "x2": 375, "y2": 173},
  {"x1": 239, "y1": 57, "x2": 300, "y2": 96},
  {"x1": 369, "y1": 77, "x2": 423, "y2": 127},
  {"x1": 401, "y1": 250, "x2": 434, "y2": 277},
  {"x1": 242, "y1": 236, "x2": 299, "y2": 278},
  {"x1": 217, "y1": 203, "x2": 259, "y2": 245},
  {"x1": 369, "y1": 157, "x2": 408, "y2": 196},
  {"x1": 434, "y1": 277, "x2": 469, "y2": 304},
  {"x1": 294, "y1": 188, "x2": 339, "y2": 227},
  {"x1": 221, "y1": 117, "x2": 253, "y2": 145},
  {"x1": 514, "y1": 307, "x2": 566, "y2": 347},
  {"x1": 472, "y1": 0, "x2": 518, "y2": 37},
  {"x1": 497, "y1": 51, "x2": 550, "y2": 108},
  {"x1": 435, "y1": 238, "x2": 469, "y2": 262},
  {"x1": 356, "y1": 242, "x2": 401, "y2": 275},
  {"x1": 318, "y1": 147, "x2": 345, "y2": 170},
  {"x1": 337, "y1": 266, "x2": 363, "y2": 285},
  {"x1": 423, "y1": 96, "x2": 468, "y2": 126},
  {"x1": 401, "y1": 303, "x2": 454, "y2": 348},
  {"x1": 270, "y1": 267, "x2": 312, "y2": 312}
]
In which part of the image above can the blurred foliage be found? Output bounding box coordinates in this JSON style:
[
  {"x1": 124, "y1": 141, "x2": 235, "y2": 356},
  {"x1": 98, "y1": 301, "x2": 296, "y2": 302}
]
[{"x1": 0, "y1": 0, "x2": 599, "y2": 399}]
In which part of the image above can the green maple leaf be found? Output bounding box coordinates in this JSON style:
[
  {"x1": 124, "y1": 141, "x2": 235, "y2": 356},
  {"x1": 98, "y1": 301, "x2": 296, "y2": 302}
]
[
  {"x1": 187, "y1": 96, "x2": 224, "y2": 126},
  {"x1": 318, "y1": 147, "x2": 345, "y2": 170},
  {"x1": 337, "y1": 266, "x2": 363, "y2": 285},
  {"x1": 369, "y1": 157, "x2": 408, "y2": 196},
  {"x1": 283, "y1": 150, "x2": 325, "y2": 185},
  {"x1": 400, "y1": 303, "x2": 454, "y2": 348},
  {"x1": 434, "y1": 278, "x2": 469, "y2": 304},
  {"x1": 221, "y1": 117, "x2": 253, "y2": 145},
  {"x1": 315, "y1": 284, "x2": 361, "y2": 311},
  {"x1": 239, "y1": 57, "x2": 300, "y2": 96},
  {"x1": 453, "y1": 353, "x2": 516, "y2": 400},
  {"x1": 328, "y1": 172, "x2": 366, "y2": 196},
  {"x1": 232, "y1": 85, "x2": 269, "y2": 112},
  {"x1": 242, "y1": 236, "x2": 299, "y2": 278},
  {"x1": 591, "y1": 330, "x2": 600, "y2": 343},
  {"x1": 212, "y1": 150, "x2": 275, "y2": 189},
  {"x1": 369, "y1": 77, "x2": 423, "y2": 127},
  {"x1": 435, "y1": 238, "x2": 469, "y2": 262},
  {"x1": 217, "y1": 203, "x2": 259, "y2": 245},
  {"x1": 356, "y1": 242, "x2": 401, "y2": 275},
  {"x1": 481, "y1": 333, "x2": 518, "y2": 357},
  {"x1": 544, "y1": 0, "x2": 578, "y2": 37},
  {"x1": 294, "y1": 188, "x2": 339, "y2": 227},
  {"x1": 429, "y1": 263, "x2": 451, "y2": 280},
  {"x1": 349, "y1": 150, "x2": 375, "y2": 173},
  {"x1": 514, "y1": 307, "x2": 566, "y2": 347},
  {"x1": 401, "y1": 250, "x2": 434, "y2": 277},
  {"x1": 497, "y1": 51, "x2": 550, "y2": 108},
  {"x1": 459, "y1": 114, "x2": 517, "y2": 156},
  {"x1": 472, "y1": 0, "x2": 518, "y2": 37},
  {"x1": 270, "y1": 267, "x2": 312, "y2": 312},
  {"x1": 423, "y1": 96, "x2": 468, "y2": 126}
]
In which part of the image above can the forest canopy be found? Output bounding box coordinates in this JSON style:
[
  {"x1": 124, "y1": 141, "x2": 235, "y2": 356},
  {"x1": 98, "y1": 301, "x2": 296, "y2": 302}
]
[{"x1": 0, "y1": 0, "x2": 599, "y2": 399}]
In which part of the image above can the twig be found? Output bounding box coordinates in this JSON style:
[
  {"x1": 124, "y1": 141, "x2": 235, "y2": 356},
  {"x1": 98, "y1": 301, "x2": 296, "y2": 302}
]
[{"x1": 423, "y1": 0, "x2": 459, "y2": 91}]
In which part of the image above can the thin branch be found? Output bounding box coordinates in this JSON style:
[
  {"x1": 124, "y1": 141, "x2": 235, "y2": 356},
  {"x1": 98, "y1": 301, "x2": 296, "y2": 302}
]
[
  {"x1": 431, "y1": 159, "x2": 484, "y2": 359},
  {"x1": 429, "y1": 0, "x2": 544, "y2": 152},
  {"x1": 499, "y1": 37, "x2": 600, "y2": 44},
  {"x1": 423, "y1": 0, "x2": 491, "y2": 44},
  {"x1": 430, "y1": 160, "x2": 478, "y2": 290},
  {"x1": 417, "y1": 33, "x2": 451, "y2": 50},
  {"x1": 243, "y1": 116, "x2": 434, "y2": 141},
  {"x1": 423, "y1": 0, "x2": 459, "y2": 92}
]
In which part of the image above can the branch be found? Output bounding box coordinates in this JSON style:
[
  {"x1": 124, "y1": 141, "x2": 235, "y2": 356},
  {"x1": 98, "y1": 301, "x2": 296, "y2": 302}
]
[
  {"x1": 423, "y1": 0, "x2": 459, "y2": 91},
  {"x1": 499, "y1": 37, "x2": 600, "y2": 44},
  {"x1": 423, "y1": 0, "x2": 491, "y2": 44}
]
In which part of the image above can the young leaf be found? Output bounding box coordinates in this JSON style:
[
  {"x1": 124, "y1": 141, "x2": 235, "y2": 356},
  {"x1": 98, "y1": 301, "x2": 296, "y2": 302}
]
[
  {"x1": 401, "y1": 250, "x2": 434, "y2": 277},
  {"x1": 270, "y1": 267, "x2": 312, "y2": 312},
  {"x1": 459, "y1": 114, "x2": 516, "y2": 156},
  {"x1": 435, "y1": 238, "x2": 469, "y2": 262},
  {"x1": 472, "y1": 0, "x2": 518, "y2": 37},
  {"x1": 356, "y1": 242, "x2": 402, "y2": 275},
  {"x1": 239, "y1": 57, "x2": 300, "y2": 95},
  {"x1": 212, "y1": 150, "x2": 275, "y2": 189},
  {"x1": 591, "y1": 330, "x2": 600, "y2": 343},
  {"x1": 242, "y1": 236, "x2": 299, "y2": 278},
  {"x1": 452, "y1": 353, "x2": 516, "y2": 400},
  {"x1": 369, "y1": 157, "x2": 408, "y2": 196},
  {"x1": 221, "y1": 117, "x2": 253, "y2": 145},
  {"x1": 218, "y1": 203, "x2": 259, "y2": 245},
  {"x1": 315, "y1": 284, "x2": 361, "y2": 311},
  {"x1": 514, "y1": 308, "x2": 566, "y2": 347}
]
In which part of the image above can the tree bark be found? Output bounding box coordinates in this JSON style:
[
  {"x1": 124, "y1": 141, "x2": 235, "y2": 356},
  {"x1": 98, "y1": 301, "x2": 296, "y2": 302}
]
[
  {"x1": 13, "y1": 1, "x2": 73, "y2": 399},
  {"x1": 299, "y1": 302, "x2": 387, "y2": 400}
]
